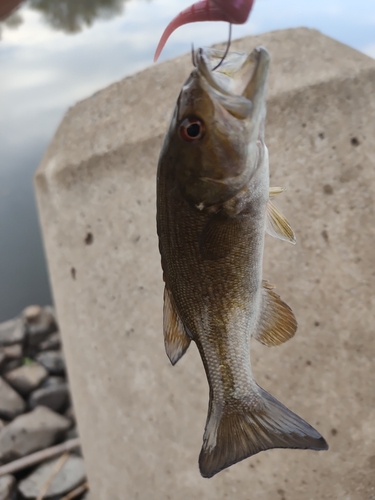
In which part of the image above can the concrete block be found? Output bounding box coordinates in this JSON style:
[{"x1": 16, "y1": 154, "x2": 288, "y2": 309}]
[{"x1": 35, "y1": 28, "x2": 375, "y2": 500}]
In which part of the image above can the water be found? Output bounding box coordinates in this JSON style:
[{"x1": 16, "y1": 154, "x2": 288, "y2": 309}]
[{"x1": 0, "y1": 0, "x2": 374, "y2": 322}]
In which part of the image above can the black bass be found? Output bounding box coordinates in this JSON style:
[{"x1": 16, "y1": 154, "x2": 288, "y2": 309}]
[{"x1": 156, "y1": 46, "x2": 328, "y2": 478}]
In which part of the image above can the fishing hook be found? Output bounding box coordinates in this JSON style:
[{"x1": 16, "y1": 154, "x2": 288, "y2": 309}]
[
  {"x1": 191, "y1": 43, "x2": 196, "y2": 67},
  {"x1": 212, "y1": 23, "x2": 232, "y2": 71}
]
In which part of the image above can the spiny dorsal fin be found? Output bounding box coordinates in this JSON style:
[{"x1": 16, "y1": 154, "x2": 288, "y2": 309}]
[
  {"x1": 253, "y1": 281, "x2": 297, "y2": 347},
  {"x1": 269, "y1": 186, "x2": 285, "y2": 198},
  {"x1": 266, "y1": 200, "x2": 296, "y2": 244},
  {"x1": 163, "y1": 287, "x2": 191, "y2": 365}
]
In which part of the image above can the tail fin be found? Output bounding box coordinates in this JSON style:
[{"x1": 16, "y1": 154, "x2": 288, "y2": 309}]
[{"x1": 199, "y1": 385, "x2": 328, "y2": 478}]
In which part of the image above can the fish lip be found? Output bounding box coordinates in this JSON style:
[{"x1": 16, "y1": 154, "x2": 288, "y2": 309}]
[{"x1": 195, "y1": 46, "x2": 270, "y2": 118}]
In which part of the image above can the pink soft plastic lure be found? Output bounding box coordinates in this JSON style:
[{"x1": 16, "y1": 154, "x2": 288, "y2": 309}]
[{"x1": 154, "y1": 0, "x2": 256, "y2": 61}]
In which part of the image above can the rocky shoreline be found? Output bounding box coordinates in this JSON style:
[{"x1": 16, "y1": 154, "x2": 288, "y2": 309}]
[{"x1": 0, "y1": 306, "x2": 89, "y2": 500}]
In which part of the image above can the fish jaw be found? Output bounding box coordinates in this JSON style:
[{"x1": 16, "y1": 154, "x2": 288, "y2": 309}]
[{"x1": 162, "y1": 45, "x2": 270, "y2": 209}]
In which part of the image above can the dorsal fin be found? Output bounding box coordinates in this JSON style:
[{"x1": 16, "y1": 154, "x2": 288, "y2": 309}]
[
  {"x1": 266, "y1": 200, "x2": 296, "y2": 244},
  {"x1": 163, "y1": 287, "x2": 191, "y2": 365},
  {"x1": 253, "y1": 281, "x2": 297, "y2": 347}
]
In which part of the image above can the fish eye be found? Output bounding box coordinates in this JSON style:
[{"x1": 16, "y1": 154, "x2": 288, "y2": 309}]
[{"x1": 179, "y1": 117, "x2": 204, "y2": 142}]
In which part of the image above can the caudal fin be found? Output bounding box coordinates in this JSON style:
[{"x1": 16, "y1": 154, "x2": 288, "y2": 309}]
[{"x1": 199, "y1": 385, "x2": 328, "y2": 478}]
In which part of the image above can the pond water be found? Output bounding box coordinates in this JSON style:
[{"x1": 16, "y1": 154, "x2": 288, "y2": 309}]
[{"x1": 0, "y1": 0, "x2": 374, "y2": 321}]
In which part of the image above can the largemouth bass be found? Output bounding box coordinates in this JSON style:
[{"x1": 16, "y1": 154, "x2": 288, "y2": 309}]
[{"x1": 156, "y1": 46, "x2": 328, "y2": 478}]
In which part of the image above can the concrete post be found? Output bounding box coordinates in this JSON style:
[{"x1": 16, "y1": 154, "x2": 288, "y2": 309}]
[{"x1": 35, "y1": 29, "x2": 375, "y2": 499}]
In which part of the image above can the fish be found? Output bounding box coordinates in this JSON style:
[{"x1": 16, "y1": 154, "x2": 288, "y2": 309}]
[
  {"x1": 154, "y1": 0, "x2": 256, "y2": 62},
  {"x1": 156, "y1": 45, "x2": 328, "y2": 478}
]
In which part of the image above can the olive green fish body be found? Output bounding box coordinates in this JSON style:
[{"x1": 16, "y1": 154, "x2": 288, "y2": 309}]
[{"x1": 157, "y1": 47, "x2": 328, "y2": 478}]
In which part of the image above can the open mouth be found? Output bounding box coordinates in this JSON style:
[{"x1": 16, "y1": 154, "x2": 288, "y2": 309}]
[{"x1": 195, "y1": 46, "x2": 270, "y2": 119}]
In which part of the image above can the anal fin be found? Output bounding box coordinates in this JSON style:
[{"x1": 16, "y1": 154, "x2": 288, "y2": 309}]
[
  {"x1": 266, "y1": 200, "x2": 296, "y2": 244},
  {"x1": 163, "y1": 287, "x2": 191, "y2": 365},
  {"x1": 253, "y1": 281, "x2": 297, "y2": 347}
]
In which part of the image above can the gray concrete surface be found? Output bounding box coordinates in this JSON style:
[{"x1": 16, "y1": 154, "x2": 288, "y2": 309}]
[{"x1": 35, "y1": 28, "x2": 375, "y2": 499}]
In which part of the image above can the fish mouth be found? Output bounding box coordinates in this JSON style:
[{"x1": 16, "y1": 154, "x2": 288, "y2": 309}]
[{"x1": 195, "y1": 46, "x2": 270, "y2": 120}]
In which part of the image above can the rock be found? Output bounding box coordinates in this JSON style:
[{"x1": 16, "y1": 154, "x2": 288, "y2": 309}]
[
  {"x1": 44, "y1": 305, "x2": 58, "y2": 324},
  {"x1": 24, "y1": 306, "x2": 43, "y2": 322},
  {"x1": 41, "y1": 376, "x2": 65, "y2": 389},
  {"x1": 64, "y1": 426, "x2": 78, "y2": 440},
  {"x1": 64, "y1": 406, "x2": 75, "y2": 424},
  {"x1": 18, "y1": 455, "x2": 86, "y2": 499},
  {"x1": 0, "y1": 377, "x2": 26, "y2": 420},
  {"x1": 39, "y1": 332, "x2": 61, "y2": 351},
  {"x1": 24, "y1": 306, "x2": 57, "y2": 348},
  {"x1": 29, "y1": 383, "x2": 70, "y2": 413},
  {"x1": 82, "y1": 493, "x2": 91, "y2": 500},
  {"x1": 0, "y1": 475, "x2": 16, "y2": 500},
  {"x1": 1, "y1": 344, "x2": 23, "y2": 360},
  {"x1": 0, "y1": 406, "x2": 70, "y2": 463},
  {"x1": 0, "y1": 359, "x2": 22, "y2": 375},
  {"x1": 5, "y1": 363, "x2": 48, "y2": 396},
  {"x1": 0, "y1": 318, "x2": 25, "y2": 347},
  {"x1": 0, "y1": 419, "x2": 4, "y2": 431},
  {"x1": 0, "y1": 352, "x2": 5, "y2": 370},
  {"x1": 23, "y1": 305, "x2": 42, "y2": 322},
  {"x1": 35, "y1": 351, "x2": 65, "y2": 375}
]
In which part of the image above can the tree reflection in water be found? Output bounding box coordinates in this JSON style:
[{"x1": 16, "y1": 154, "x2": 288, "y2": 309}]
[
  {"x1": 0, "y1": 0, "x2": 135, "y2": 37},
  {"x1": 29, "y1": 0, "x2": 130, "y2": 33}
]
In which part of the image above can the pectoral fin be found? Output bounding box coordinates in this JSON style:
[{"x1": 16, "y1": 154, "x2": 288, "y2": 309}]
[
  {"x1": 163, "y1": 287, "x2": 191, "y2": 365},
  {"x1": 269, "y1": 186, "x2": 285, "y2": 198},
  {"x1": 253, "y1": 281, "x2": 297, "y2": 347},
  {"x1": 199, "y1": 210, "x2": 247, "y2": 260},
  {"x1": 266, "y1": 200, "x2": 296, "y2": 244}
]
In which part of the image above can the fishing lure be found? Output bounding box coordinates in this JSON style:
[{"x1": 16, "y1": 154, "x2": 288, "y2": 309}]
[{"x1": 154, "y1": 0, "x2": 256, "y2": 61}]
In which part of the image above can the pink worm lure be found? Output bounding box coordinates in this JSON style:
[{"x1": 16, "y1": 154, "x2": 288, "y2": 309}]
[{"x1": 154, "y1": 0, "x2": 256, "y2": 62}]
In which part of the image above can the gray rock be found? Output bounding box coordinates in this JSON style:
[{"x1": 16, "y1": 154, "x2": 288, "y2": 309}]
[
  {"x1": 2, "y1": 344, "x2": 22, "y2": 359},
  {"x1": 0, "y1": 359, "x2": 22, "y2": 375},
  {"x1": 0, "y1": 406, "x2": 70, "y2": 463},
  {"x1": 18, "y1": 455, "x2": 86, "y2": 499},
  {"x1": 29, "y1": 383, "x2": 70, "y2": 413},
  {"x1": 35, "y1": 351, "x2": 65, "y2": 375},
  {"x1": 41, "y1": 376, "x2": 65, "y2": 388},
  {"x1": 44, "y1": 305, "x2": 58, "y2": 324},
  {"x1": 0, "y1": 352, "x2": 5, "y2": 370},
  {"x1": 23, "y1": 305, "x2": 43, "y2": 322},
  {"x1": 0, "y1": 318, "x2": 25, "y2": 347},
  {"x1": 64, "y1": 406, "x2": 75, "y2": 424},
  {"x1": 5, "y1": 363, "x2": 48, "y2": 396},
  {"x1": 39, "y1": 331, "x2": 61, "y2": 351},
  {"x1": 64, "y1": 426, "x2": 78, "y2": 440},
  {"x1": 24, "y1": 306, "x2": 57, "y2": 348},
  {"x1": 0, "y1": 358, "x2": 23, "y2": 375},
  {"x1": 0, "y1": 474, "x2": 15, "y2": 500},
  {"x1": 0, "y1": 377, "x2": 26, "y2": 420},
  {"x1": 0, "y1": 419, "x2": 4, "y2": 431}
]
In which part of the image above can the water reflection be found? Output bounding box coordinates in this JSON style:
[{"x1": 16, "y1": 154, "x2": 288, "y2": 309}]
[
  {"x1": 28, "y1": 0, "x2": 130, "y2": 33},
  {"x1": 0, "y1": 0, "x2": 135, "y2": 37}
]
